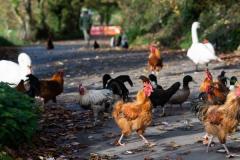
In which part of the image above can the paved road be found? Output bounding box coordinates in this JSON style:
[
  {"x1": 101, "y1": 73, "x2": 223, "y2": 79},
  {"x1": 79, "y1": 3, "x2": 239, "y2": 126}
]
[{"x1": 21, "y1": 40, "x2": 240, "y2": 160}]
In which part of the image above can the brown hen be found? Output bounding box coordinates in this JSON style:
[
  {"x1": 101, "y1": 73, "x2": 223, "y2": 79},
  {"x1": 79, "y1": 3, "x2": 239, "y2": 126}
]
[
  {"x1": 112, "y1": 82, "x2": 153, "y2": 146},
  {"x1": 203, "y1": 88, "x2": 240, "y2": 156}
]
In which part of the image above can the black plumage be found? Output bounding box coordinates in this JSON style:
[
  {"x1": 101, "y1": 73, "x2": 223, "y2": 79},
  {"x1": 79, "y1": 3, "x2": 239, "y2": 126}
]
[
  {"x1": 139, "y1": 75, "x2": 180, "y2": 115},
  {"x1": 217, "y1": 71, "x2": 228, "y2": 86},
  {"x1": 93, "y1": 40, "x2": 100, "y2": 49},
  {"x1": 102, "y1": 74, "x2": 131, "y2": 102},
  {"x1": 47, "y1": 35, "x2": 54, "y2": 50},
  {"x1": 25, "y1": 74, "x2": 41, "y2": 97},
  {"x1": 103, "y1": 74, "x2": 133, "y2": 88},
  {"x1": 148, "y1": 74, "x2": 163, "y2": 89},
  {"x1": 149, "y1": 82, "x2": 181, "y2": 108}
]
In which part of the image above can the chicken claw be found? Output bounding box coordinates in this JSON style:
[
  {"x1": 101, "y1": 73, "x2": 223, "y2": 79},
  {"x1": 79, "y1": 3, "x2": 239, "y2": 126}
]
[
  {"x1": 146, "y1": 142, "x2": 156, "y2": 147},
  {"x1": 118, "y1": 142, "x2": 126, "y2": 146}
]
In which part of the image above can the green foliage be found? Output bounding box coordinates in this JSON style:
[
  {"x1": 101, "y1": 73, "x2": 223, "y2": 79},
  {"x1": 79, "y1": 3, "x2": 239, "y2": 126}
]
[
  {"x1": 84, "y1": 0, "x2": 119, "y2": 25},
  {"x1": 0, "y1": 152, "x2": 13, "y2": 160},
  {"x1": 0, "y1": 31, "x2": 27, "y2": 46},
  {"x1": 0, "y1": 37, "x2": 14, "y2": 46},
  {"x1": 120, "y1": 0, "x2": 240, "y2": 52},
  {"x1": 207, "y1": 23, "x2": 240, "y2": 52},
  {"x1": 0, "y1": 83, "x2": 38, "y2": 148}
]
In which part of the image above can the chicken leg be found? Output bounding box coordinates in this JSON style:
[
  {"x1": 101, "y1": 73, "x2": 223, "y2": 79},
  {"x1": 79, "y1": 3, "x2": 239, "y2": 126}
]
[
  {"x1": 160, "y1": 107, "x2": 166, "y2": 117},
  {"x1": 117, "y1": 134, "x2": 125, "y2": 146},
  {"x1": 222, "y1": 144, "x2": 230, "y2": 155},
  {"x1": 222, "y1": 144, "x2": 240, "y2": 158},
  {"x1": 206, "y1": 135, "x2": 213, "y2": 152},
  {"x1": 139, "y1": 134, "x2": 149, "y2": 144}
]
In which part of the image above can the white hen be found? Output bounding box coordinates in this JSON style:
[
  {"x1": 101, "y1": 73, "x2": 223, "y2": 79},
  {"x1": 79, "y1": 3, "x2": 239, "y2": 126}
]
[
  {"x1": 0, "y1": 53, "x2": 32, "y2": 87},
  {"x1": 187, "y1": 22, "x2": 222, "y2": 71},
  {"x1": 78, "y1": 84, "x2": 114, "y2": 125}
]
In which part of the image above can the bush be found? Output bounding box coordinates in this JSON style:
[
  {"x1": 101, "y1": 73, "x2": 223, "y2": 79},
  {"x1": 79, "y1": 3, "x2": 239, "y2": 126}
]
[
  {"x1": 120, "y1": 0, "x2": 240, "y2": 52},
  {"x1": 0, "y1": 83, "x2": 38, "y2": 148},
  {"x1": 207, "y1": 23, "x2": 240, "y2": 52},
  {"x1": 0, "y1": 151, "x2": 13, "y2": 160}
]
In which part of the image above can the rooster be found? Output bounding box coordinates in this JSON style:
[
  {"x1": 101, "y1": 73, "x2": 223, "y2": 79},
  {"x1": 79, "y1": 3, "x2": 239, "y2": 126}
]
[
  {"x1": 79, "y1": 83, "x2": 115, "y2": 125},
  {"x1": 148, "y1": 45, "x2": 163, "y2": 74},
  {"x1": 203, "y1": 87, "x2": 240, "y2": 157},
  {"x1": 28, "y1": 71, "x2": 64, "y2": 103},
  {"x1": 113, "y1": 81, "x2": 153, "y2": 146},
  {"x1": 199, "y1": 69, "x2": 229, "y2": 105},
  {"x1": 139, "y1": 75, "x2": 180, "y2": 116}
]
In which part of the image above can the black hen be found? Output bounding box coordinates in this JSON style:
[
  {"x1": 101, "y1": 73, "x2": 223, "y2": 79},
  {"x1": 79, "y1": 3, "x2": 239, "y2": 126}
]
[
  {"x1": 15, "y1": 74, "x2": 41, "y2": 98},
  {"x1": 25, "y1": 74, "x2": 41, "y2": 97},
  {"x1": 93, "y1": 40, "x2": 100, "y2": 49},
  {"x1": 115, "y1": 75, "x2": 133, "y2": 87},
  {"x1": 139, "y1": 75, "x2": 180, "y2": 116},
  {"x1": 217, "y1": 71, "x2": 228, "y2": 86},
  {"x1": 102, "y1": 74, "x2": 130, "y2": 101},
  {"x1": 47, "y1": 35, "x2": 54, "y2": 50},
  {"x1": 103, "y1": 74, "x2": 133, "y2": 88},
  {"x1": 148, "y1": 74, "x2": 163, "y2": 89}
]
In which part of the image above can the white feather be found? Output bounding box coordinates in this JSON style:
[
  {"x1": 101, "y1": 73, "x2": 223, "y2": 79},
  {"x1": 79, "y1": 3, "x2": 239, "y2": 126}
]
[
  {"x1": 203, "y1": 42, "x2": 215, "y2": 54},
  {"x1": 0, "y1": 53, "x2": 32, "y2": 87},
  {"x1": 79, "y1": 87, "x2": 114, "y2": 125},
  {"x1": 187, "y1": 22, "x2": 221, "y2": 65},
  {"x1": 79, "y1": 88, "x2": 113, "y2": 106},
  {"x1": 229, "y1": 85, "x2": 235, "y2": 91}
]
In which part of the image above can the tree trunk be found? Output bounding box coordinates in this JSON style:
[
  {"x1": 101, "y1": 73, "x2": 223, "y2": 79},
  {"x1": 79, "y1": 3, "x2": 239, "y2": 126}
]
[{"x1": 23, "y1": 0, "x2": 33, "y2": 40}]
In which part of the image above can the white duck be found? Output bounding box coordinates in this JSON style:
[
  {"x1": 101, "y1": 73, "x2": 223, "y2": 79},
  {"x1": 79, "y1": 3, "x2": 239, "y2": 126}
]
[
  {"x1": 0, "y1": 53, "x2": 32, "y2": 87},
  {"x1": 187, "y1": 22, "x2": 222, "y2": 71}
]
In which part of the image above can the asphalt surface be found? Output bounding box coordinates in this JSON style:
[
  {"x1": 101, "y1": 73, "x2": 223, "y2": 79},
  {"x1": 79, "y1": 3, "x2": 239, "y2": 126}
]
[{"x1": 21, "y1": 40, "x2": 240, "y2": 160}]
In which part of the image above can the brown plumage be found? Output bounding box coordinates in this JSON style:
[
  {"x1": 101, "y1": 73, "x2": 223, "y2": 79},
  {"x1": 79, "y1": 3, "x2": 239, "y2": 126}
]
[
  {"x1": 112, "y1": 82, "x2": 153, "y2": 146},
  {"x1": 15, "y1": 80, "x2": 26, "y2": 92},
  {"x1": 200, "y1": 69, "x2": 229, "y2": 105},
  {"x1": 148, "y1": 45, "x2": 163, "y2": 73},
  {"x1": 39, "y1": 71, "x2": 64, "y2": 103},
  {"x1": 203, "y1": 88, "x2": 240, "y2": 155}
]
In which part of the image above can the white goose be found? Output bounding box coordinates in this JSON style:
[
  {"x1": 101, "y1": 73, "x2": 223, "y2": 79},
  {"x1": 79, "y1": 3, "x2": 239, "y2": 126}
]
[
  {"x1": 0, "y1": 53, "x2": 32, "y2": 87},
  {"x1": 187, "y1": 22, "x2": 222, "y2": 71}
]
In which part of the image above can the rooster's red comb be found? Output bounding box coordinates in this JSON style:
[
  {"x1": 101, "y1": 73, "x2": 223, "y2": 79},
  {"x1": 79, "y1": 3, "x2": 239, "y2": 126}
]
[
  {"x1": 143, "y1": 82, "x2": 153, "y2": 97},
  {"x1": 205, "y1": 69, "x2": 213, "y2": 80}
]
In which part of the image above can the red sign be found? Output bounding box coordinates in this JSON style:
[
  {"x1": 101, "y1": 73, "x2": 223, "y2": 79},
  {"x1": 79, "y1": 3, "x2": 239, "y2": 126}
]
[{"x1": 90, "y1": 26, "x2": 121, "y2": 36}]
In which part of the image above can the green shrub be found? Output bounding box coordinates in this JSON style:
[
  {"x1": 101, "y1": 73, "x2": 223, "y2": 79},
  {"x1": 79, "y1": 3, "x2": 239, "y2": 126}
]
[
  {"x1": 0, "y1": 83, "x2": 38, "y2": 148},
  {"x1": 0, "y1": 151, "x2": 13, "y2": 160},
  {"x1": 207, "y1": 23, "x2": 240, "y2": 52}
]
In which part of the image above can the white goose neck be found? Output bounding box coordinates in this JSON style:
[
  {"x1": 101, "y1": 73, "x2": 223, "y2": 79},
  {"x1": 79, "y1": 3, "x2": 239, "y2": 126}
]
[{"x1": 191, "y1": 25, "x2": 199, "y2": 44}]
